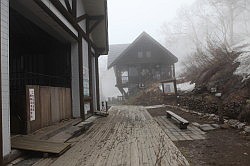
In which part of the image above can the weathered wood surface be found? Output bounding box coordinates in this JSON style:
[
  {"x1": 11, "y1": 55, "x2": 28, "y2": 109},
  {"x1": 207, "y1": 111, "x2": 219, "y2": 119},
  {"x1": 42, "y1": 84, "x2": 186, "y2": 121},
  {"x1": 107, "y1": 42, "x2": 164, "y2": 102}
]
[
  {"x1": 41, "y1": 106, "x2": 189, "y2": 166},
  {"x1": 11, "y1": 135, "x2": 71, "y2": 154},
  {"x1": 154, "y1": 116, "x2": 206, "y2": 141}
]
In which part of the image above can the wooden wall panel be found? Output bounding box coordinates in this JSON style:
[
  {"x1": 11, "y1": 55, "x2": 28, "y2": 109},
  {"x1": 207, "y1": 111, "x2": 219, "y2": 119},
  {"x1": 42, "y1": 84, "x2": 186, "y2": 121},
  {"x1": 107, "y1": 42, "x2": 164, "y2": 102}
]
[
  {"x1": 65, "y1": 88, "x2": 72, "y2": 119},
  {"x1": 50, "y1": 87, "x2": 60, "y2": 124},
  {"x1": 40, "y1": 87, "x2": 51, "y2": 128},
  {"x1": 27, "y1": 86, "x2": 72, "y2": 133}
]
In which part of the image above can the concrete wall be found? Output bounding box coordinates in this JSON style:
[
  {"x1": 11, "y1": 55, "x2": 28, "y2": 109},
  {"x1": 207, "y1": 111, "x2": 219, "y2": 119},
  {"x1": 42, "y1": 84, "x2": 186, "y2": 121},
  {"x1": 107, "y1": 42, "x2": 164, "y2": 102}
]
[{"x1": 1, "y1": 0, "x2": 10, "y2": 157}]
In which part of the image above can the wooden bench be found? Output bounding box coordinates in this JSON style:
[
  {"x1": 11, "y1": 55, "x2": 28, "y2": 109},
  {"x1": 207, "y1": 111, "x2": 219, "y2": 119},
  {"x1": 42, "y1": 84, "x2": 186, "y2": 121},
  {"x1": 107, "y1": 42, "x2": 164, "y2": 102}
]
[{"x1": 166, "y1": 111, "x2": 189, "y2": 129}]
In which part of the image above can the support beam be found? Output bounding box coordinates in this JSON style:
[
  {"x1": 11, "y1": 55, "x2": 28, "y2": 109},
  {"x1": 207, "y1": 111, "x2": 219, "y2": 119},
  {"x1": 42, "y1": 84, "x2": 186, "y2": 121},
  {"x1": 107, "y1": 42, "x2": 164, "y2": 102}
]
[
  {"x1": 72, "y1": 0, "x2": 77, "y2": 18},
  {"x1": 86, "y1": 19, "x2": 94, "y2": 114},
  {"x1": 173, "y1": 64, "x2": 176, "y2": 78},
  {"x1": 95, "y1": 56, "x2": 100, "y2": 111},
  {"x1": 89, "y1": 15, "x2": 104, "y2": 21},
  {"x1": 77, "y1": 14, "x2": 88, "y2": 23},
  {"x1": 89, "y1": 19, "x2": 103, "y2": 34},
  {"x1": 64, "y1": 0, "x2": 72, "y2": 14},
  {"x1": 78, "y1": 35, "x2": 85, "y2": 120},
  {"x1": 48, "y1": 0, "x2": 100, "y2": 51},
  {"x1": 0, "y1": 3, "x2": 3, "y2": 164},
  {"x1": 34, "y1": 0, "x2": 78, "y2": 41},
  {"x1": 88, "y1": 47, "x2": 94, "y2": 113}
]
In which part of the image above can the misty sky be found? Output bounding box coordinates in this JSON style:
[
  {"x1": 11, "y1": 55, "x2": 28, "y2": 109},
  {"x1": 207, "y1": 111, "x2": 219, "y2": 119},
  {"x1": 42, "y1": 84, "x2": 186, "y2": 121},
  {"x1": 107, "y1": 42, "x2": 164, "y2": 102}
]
[{"x1": 108, "y1": 0, "x2": 196, "y2": 45}]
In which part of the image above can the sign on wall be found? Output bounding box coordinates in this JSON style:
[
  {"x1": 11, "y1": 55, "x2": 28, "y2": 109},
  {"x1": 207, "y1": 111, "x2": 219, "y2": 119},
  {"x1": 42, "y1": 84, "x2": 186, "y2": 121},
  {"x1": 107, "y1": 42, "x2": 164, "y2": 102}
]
[
  {"x1": 29, "y1": 88, "x2": 36, "y2": 121},
  {"x1": 161, "y1": 80, "x2": 177, "y2": 95}
]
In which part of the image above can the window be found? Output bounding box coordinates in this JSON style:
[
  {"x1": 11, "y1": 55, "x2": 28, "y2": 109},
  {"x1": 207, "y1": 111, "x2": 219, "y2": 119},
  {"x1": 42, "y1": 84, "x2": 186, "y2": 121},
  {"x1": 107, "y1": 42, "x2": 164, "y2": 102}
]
[
  {"x1": 138, "y1": 51, "x2": 143, "y2": 58},
  {"x1": 146, "y1": 51, "x2": 151, "y2": 58}
]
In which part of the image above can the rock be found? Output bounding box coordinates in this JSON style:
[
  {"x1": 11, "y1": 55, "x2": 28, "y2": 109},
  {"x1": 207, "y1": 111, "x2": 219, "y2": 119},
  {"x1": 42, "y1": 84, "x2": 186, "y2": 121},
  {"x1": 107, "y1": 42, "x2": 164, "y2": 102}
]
[
  {"x1": 197, "y1": 112, "x2": 203, "y2": 116},
  {"x1": 244, "y1": 126, "x2": 250, "y2": 135},
  {"x1": 192, "y1": 122, "x2": 200, "y2": 127},
  {"x1": 211, "y1": 124, "x2": 220, "y2": 129},
  {"x1": 220, "y1": 123, "x2": 230, "y2": 129},
  {"x1": 228, "y1": 119, "x2": 240, "y2": 128},
  {"x1": 208, "y1": 114, "x2": 215, "y2": 120},
  {"x1": 199, "y1": 124, "x2": 216, "y2": 131},
  {"x1": 237, "y1": 123, "x2": 246, "y2": 129},
  {"x1": 224, "y1": 119, "x2": 228, "y2": 123},
  {"x1": 212, "y1": 116, "x2": 219, "y2": 121},
  {"x1": 246, "y1": 99, "x2": 250, "y2": 104}
]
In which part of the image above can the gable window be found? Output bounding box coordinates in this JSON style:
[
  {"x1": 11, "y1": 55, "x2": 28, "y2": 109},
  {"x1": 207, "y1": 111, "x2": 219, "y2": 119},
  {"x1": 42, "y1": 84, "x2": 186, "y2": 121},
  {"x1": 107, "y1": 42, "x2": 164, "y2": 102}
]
[
  {"x1": 138, "y1": 51, "x2": 143, "y2": 58},
  {"x1": 146, "y1": 51, "x2": 151, "y2": 58}
]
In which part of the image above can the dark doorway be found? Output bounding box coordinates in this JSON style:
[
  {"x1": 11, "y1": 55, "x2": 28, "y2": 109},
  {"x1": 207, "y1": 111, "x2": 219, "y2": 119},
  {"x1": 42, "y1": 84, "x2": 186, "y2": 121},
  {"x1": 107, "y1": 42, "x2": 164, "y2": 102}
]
[{"x1": 9, "y1": 8, "x2": 71, "y2": 134}]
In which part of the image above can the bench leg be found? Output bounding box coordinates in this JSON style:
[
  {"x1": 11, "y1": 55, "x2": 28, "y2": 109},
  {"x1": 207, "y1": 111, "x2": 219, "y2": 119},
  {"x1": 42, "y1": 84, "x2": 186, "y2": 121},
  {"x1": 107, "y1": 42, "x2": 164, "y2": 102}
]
[
  {"x1": 179, "y1": 123, "x2": 188, "y2": 130},
  {"x1": 167, "y1": 113, "x2": 171, "y2": 118}
]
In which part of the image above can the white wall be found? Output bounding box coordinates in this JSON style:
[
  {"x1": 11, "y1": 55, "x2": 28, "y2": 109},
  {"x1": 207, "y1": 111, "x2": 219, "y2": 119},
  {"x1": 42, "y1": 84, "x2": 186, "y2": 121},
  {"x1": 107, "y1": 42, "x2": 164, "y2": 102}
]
[
  {"x1": 71, "y1": 42, "x2": 81, "y2": 118},
  {"x1": 1, "y1": 0, "x2": 10, "y2": 157}
]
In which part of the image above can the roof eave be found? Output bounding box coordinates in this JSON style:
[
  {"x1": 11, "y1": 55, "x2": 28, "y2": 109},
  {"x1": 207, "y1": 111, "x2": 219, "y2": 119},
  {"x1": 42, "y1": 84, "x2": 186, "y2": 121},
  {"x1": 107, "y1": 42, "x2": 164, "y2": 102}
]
[{"x1": 83, "y1": 0, "x2": 109, "y2": 55}]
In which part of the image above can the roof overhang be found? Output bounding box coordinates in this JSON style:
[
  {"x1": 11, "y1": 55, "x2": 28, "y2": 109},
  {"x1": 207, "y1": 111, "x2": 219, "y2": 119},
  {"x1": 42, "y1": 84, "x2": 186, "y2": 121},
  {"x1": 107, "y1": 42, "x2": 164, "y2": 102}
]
[{"x1": 83, "y1": 0, "x2": 109, "y2": 55}]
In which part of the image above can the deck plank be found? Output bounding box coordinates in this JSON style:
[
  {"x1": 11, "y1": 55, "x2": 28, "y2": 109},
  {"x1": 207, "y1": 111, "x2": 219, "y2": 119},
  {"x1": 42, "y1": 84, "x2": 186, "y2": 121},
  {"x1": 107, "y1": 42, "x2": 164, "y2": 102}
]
[
  {"x1": 11, "y1": 136, "x2": 71, "y2": 154},
  {"x1": 36, "y1": 106, "x2": 189, "y2": 166}
]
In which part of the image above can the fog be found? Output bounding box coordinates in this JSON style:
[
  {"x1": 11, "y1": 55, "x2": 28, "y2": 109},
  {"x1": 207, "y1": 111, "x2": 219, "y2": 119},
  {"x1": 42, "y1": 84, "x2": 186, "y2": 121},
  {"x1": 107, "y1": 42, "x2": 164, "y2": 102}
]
[{"x1": 100, "y1": 0, "x2": 250, "y2": 100}]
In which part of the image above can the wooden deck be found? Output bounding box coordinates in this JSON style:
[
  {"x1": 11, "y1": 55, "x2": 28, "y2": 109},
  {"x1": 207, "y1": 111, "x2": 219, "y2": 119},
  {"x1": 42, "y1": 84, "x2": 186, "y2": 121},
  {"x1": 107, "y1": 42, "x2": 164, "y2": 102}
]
[
  {"x1": 36, "y1": 106, "x2": 189, "y2": 166},
  {"x1": 11, "y1": 135, "x2": 71, "y2": 155},
  {"x1": 154, "y1": 116, "x2": 206, "y2": 141}
]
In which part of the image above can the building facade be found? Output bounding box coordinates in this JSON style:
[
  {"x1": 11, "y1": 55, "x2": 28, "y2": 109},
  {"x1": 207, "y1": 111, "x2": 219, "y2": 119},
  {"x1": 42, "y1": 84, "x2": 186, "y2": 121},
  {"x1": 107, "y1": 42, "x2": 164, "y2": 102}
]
[
  {"x1": 108, "y1": 32, "x2": 177, "y2": 98},
  {"x1": 0, "y1": 0, "x2": 108, "y2": 162}
]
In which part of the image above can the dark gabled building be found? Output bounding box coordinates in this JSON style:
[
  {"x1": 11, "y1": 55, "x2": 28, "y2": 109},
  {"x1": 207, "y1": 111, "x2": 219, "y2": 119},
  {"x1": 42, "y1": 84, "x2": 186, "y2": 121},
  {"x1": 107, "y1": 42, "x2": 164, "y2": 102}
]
[{"x1": 107, "y1": 32, "x2": 178, "y2": 98}]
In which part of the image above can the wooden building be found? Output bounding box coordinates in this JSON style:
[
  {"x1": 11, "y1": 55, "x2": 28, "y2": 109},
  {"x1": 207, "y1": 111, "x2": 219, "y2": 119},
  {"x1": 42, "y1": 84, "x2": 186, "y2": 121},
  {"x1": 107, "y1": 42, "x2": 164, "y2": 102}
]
[
  {"x1": 0, "y1": 0, "x2": 108, "y2": 162},
  {"x1": 107, "y1": 32, "x2": 177, "y2": 98}
]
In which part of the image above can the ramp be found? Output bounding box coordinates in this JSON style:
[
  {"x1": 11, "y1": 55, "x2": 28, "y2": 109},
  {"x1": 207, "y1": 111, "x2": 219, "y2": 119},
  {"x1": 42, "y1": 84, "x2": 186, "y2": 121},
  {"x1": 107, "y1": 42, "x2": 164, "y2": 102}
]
[{"x1": 11, "y1": 135, "x2": 71, "y2": 155}]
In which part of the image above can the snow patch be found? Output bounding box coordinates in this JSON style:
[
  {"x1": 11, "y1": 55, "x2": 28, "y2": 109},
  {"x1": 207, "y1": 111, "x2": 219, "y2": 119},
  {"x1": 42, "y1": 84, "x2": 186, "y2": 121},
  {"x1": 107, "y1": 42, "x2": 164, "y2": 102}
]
[
  {"x1": 177, "y1": 81, "x2": 195, "y2": 92},
  {"x1": 234, "y1": 52, "x2": 250, "y2": 81},
  {"x1": 233, "y1": 39, "x2": 250, "y2": 81}
]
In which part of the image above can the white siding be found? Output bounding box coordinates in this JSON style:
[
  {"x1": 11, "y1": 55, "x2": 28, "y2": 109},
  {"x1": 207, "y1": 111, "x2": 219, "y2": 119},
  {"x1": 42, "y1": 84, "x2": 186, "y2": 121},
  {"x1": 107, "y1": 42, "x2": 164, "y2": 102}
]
[
  {"x1": 71, "y1": 42, "x2": 80, "y2": 118},
  {"x1": 1, "y1": 0, "x2": 10, "y2": 156}
]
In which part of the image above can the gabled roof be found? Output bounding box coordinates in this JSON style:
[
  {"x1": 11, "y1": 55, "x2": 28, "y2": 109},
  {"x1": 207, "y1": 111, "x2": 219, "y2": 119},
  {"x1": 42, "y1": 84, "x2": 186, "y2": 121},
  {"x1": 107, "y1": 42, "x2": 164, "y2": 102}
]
[
  {"x1": 107, "y1": 44, "x2": 130, "y2": 69},
  {"x1": 107, "y1": 32, "x2": 178, "y2": 69}
]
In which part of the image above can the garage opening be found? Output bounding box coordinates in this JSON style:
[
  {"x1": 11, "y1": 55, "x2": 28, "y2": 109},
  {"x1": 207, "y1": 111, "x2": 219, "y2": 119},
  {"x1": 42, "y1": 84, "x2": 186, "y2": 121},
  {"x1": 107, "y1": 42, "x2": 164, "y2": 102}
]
[{"x1": 10, "y1": 8, "x2": 72, "y2": 134}]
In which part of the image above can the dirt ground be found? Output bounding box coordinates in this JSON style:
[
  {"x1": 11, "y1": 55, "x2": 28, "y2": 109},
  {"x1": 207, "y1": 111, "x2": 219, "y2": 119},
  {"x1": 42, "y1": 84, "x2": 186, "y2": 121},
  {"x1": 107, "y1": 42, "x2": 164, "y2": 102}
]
[{"x1": 148, "y1": 107, "x2": 250, "y2": 166}]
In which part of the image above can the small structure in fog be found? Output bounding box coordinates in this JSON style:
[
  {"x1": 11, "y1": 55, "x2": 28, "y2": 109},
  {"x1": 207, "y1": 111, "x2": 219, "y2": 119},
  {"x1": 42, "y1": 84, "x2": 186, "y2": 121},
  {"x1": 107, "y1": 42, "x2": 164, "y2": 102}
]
[{"x1": 107, "y1": 32, "x2": 178, "y2": 98}]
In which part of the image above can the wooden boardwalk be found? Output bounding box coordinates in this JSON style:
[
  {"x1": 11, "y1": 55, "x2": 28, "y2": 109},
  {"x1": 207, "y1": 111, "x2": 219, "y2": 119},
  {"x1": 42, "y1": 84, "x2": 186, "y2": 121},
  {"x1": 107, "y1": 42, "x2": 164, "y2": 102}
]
[{"x1": 36, "y1": 106, "x2": 189, "y2": 166}]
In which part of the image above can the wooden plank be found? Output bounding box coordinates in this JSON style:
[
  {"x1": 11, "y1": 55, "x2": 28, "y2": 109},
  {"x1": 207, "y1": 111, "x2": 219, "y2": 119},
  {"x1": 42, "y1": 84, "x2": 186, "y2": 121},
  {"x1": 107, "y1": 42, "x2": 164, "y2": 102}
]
[
  {"x1": 11, "y1": 136, "x2": 71, "y2": 155},
  {"x1": 50, "y1": 87, "x2": 60, "y2": 124},
  {"x1": 65, "y1": 88, "x2": 72, "y2": 119},
  {"x1": 40, "y1": 87, "x2": 51, "y2": 128}
]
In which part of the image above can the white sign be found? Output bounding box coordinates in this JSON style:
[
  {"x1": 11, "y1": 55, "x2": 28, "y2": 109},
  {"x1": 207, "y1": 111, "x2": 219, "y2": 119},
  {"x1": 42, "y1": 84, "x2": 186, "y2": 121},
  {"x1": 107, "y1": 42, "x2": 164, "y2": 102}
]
[
  {"x1": 29, "y1": 88, "x2": 36, "y2": 121},
  {"x1": 163, "y1": 82, "x2": 175, "y2": 94}
]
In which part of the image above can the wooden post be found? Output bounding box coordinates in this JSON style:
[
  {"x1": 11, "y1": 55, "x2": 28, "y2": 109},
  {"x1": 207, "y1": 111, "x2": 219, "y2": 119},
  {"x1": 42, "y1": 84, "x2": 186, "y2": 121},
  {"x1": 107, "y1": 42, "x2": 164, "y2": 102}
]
[
  {"x1": 88, "y1": 47, "x2": 94, "y2": 114},
  {"x1": 0, "y1": 3, "x2": 3, "y2": 164},
  {"x1": 87, "y1": 18, "x2": 94, "y2": 114},
  {"x1": 105, "y1": 101, "x2": 108, "y2": 113},
  {"x1": 95, "y1": 55, "x2": 100, "y2": 111},
  {"x1": 78, "y1": 34, "x2": 85, "y2": 120},
  {"x1": 172, "y1": 64, "x2": 176, "y2": 78}
]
